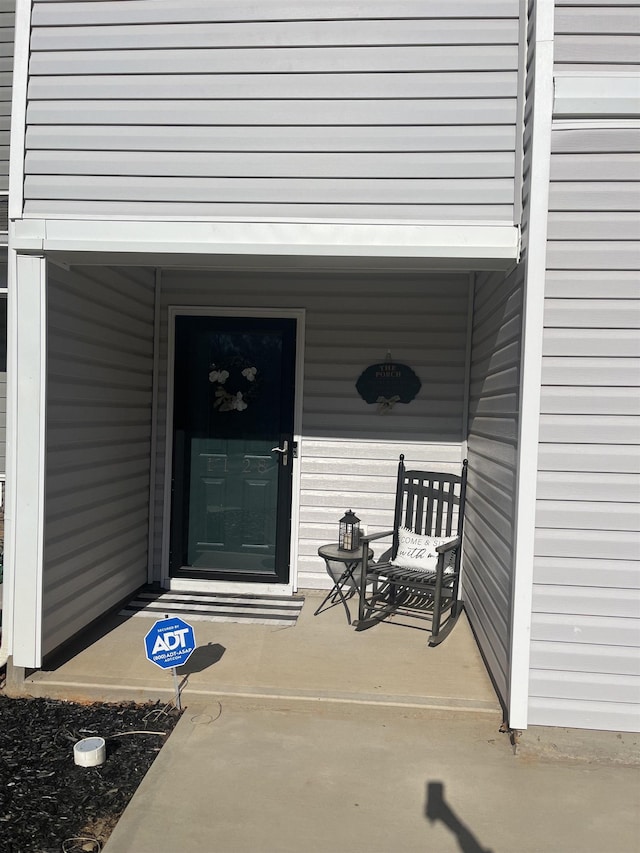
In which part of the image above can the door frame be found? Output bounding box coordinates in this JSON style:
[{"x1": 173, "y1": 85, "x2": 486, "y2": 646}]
[{"x1": 161, "y1": 305, "x2": 305, "y2": 595}]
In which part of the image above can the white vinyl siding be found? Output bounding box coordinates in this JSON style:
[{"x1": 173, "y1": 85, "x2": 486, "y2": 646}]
[
  {"x1": 42, "y1": 264, "x2": 155, "y2": 658},
  {"x1": 554, "y1": 1, "x2": 640, "y2": 72},
  {"x1": 0, "y1": 0, "x2": 13, "y2": 198},
  {"x1": 24, "y1": 0, "x2": 520, "y2": 222},
  {"x1": 154, "y1": 270, "x2": 468, "y2": 588},
  {"x1": 464, "y1": 265, "x2": 523, "y2": 713},
  {"x1": 530, "y1": 125, "x2": 640, "y2": 732}
]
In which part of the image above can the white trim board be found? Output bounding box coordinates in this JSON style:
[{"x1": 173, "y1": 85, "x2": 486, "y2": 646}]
[
  {"x1": 554, "y1": 75, "x2": 640, "y2": 119},
  {"x1": 160, "y1": 305, "x2": 305, "y2": 595},
  {"x1": 508, "y1": 0, "x2": 555, "y2": 732},
  {"x1": 10, "y1": 219, "x2": 520, "y2": 271},
  {"x1": 9, "y1": 253, "x2": 47, "y2": 667}
]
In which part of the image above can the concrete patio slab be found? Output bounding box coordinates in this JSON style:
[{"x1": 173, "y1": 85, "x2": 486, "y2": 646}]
[{"x1": 15, "y1": 592, "x2": 501, "y2": 716}]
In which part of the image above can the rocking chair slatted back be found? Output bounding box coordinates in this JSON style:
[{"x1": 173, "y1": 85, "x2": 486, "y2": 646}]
[{"x1": 395, "y1": 462, "x2": 466, "y2": 548}]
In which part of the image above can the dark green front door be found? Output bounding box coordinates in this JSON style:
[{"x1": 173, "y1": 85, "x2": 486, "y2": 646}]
[{"x1": 170, "y1": 314, "x2": 297, "y2": 583}]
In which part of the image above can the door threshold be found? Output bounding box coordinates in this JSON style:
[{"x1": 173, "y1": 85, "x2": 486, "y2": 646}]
[{"x1": 168, "y1": 577, "x2": 295, "y2": 596}]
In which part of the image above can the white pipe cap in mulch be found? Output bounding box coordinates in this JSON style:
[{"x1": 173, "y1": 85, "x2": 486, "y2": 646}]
[{"x1": 73, "y1": 736, "x2": 106, "y2": 767}]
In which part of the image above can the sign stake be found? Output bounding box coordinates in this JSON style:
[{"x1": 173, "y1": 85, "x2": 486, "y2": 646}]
[{"x1": 172, "y1": 666, "x2": 182, "y2": 711}]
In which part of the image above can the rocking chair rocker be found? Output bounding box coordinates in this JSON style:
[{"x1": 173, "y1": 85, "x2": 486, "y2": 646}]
[{"x1": 355, "y1": 455, "x2": 468, "y2": 645}]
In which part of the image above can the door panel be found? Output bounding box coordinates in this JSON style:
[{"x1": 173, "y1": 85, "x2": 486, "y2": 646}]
[{"x1": 170, "y1": 314, "x2": 296, "y2": 583}]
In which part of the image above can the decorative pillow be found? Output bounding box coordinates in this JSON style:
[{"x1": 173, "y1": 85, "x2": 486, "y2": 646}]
[{"x1": 390, "y1": 527, "x2": 457, "y2": 573}]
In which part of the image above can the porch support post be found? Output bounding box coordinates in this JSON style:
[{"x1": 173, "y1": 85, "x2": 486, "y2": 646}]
[{"x1": 7, "y1": 252, "x2": 47, "y2": 668}]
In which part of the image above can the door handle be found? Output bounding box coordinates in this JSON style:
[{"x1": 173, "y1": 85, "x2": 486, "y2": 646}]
[{"x1": 271, "y1": 440, "x2": 289, "y2": 467}]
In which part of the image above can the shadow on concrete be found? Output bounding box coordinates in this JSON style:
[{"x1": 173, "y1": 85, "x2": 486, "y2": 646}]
[
  {"x1": 425, "y1": 781, "x2": 494, "y2": 853},
  {"x1": 177, "y1": 642, "x2": 225, "y2": 675}
]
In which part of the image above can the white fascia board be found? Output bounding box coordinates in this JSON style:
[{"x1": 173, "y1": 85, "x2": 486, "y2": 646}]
[
  {"x1": 554, "y1": 74, "x2": 640, "y2": 119},
  {"x1": 10, "y1": 218, "x2": 520, "y2": 270}
]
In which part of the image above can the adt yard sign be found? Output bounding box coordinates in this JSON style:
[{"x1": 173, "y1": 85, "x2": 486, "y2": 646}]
[{"x1": 144, "y1": 617, "x2": 196, "y2": 670}]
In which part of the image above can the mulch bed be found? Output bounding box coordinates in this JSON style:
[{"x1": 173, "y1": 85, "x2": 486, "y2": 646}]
[{"x1": 0, "y1": 694, "x2": 181, "y2": 853}]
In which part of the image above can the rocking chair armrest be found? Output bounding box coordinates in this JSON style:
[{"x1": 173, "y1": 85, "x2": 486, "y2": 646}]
[
  {"x1": 436, "y1": 536, "x2": 460, "y2": 553},
  {"x1": 361, "y1": 529, "x2": 395, "y2": 545}
]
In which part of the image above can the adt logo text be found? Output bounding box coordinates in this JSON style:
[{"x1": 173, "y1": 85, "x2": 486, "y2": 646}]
[{"x1": 144, "y1": 617, "x2": 196, "y2": 670}]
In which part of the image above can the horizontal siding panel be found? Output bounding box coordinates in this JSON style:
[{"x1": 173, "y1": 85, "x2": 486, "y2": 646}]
[
  {"x1": 548, "y1": 182, "x2": 640, "y2": 211},
  {"x1": 25, "y1": 150, "x2": 515, "y2": 180},
  {"x1": 468, "y1": 391, "x2": 519, "y2": 417},
  {"x1": 46, "y1": 441, "x2": 152, "y2": 473},
  {"x1": 538, "y1": 444, "x2": 640, "y2": 474},
  {"x1": 540, "y1": 386, "x2": 640, "y2": 416},
  {"x1": 467, "y1": 471, "x2": 515, "y2": 528},
  {"x1": 555, "y1": 7, "x2": 640, "y2": 36},
  {"x1": 528, "y1": 696, "x2": 640, "y2": 732},
  {"x1": 539, "y1": 414, "x2": 639, "y2": 443},
  {"x1": 535, "y1": 500, "x2": 640, "y2": 532},
  {"x1": 534, "y1": 556, "x2": 640, "y2": 589},
  {"x1": 547, "y1": 212, "x2": 640, "y2": 241},
  {"x1": 466, "y1": 486, "x2": 515, "y2": 546},
  {"x1": 543, "y1": 300, "x2": 640, "y2": 329},
  {"x1": 532, "y1": 584, "x2": 640, "y2": 619},
  {"x1": 27, "y1": 99, "x2": 516, "y2": 127},
  {"x1": 550, "y1": 153, "x2": 640, "y2": 181},
  {"x1": 30, "y1": 19, "x2": 519, "y2": 50},
  {"x1": 543, "y1": 329, "x2": 640, "y2": 357},
  {"x1": 44, "y1": 535, "x2": 148, "y2": 608},
  {"x1": 42, "y1": 556, "x2": 147, "y2": 656},
  {"x1": 540, "y1": 359, "x2": 640, "y2": 387},
  {"x1": 23, "y1": 200, "x2": 515, "y2": 220},
  {"x1": 28, "y1": 46, "x2": 519, "y2": 75},
  {"x1": 31, "y1": 1, "x2": 520, "y2": 26},
  {"x1": 531, "y1": 617, "x2": 640, "y2": 651},
  {"x1": 467, "y1": 434, "x2": 517, "y2": 469},
  {"x1": 530, "y1": 670, "x2": 640, "y2": 705},
  {"x1": 25, "y1": 176, "x2": 515, "y2": 205},
  {"x1": 301, "y1": 438, "x2": 460, "y2": 465},
  {"x1": 554, "y1": 36, "x2": 640, "y2": 65},
  {"x1": 530, "y1": 640, "x2": 639, "y2": 677},
  {"x1": 551, "y1": 128, "x2": 640, "y2": 155},
  {"x1": 28, "y1": 71, "x2": 518, "y2": 100},
  {"x1": 26, "y1": 124, "x2": 518, "y2": 153},
  {"x1": 46, "y1": 459, "x2": 150, "y2": 499},
  {"x1": 535, "y1": 528, "x2": 640, "y2": 561},
  {"x1": 545, "y1": 243, "x2": 640, "y2": 271},
  {"x1": 536, "y1": 470, "x2": 640, "y2": 501},
  {"x1": 47, "y1": 493, "x2": 149, "y2": 539}
]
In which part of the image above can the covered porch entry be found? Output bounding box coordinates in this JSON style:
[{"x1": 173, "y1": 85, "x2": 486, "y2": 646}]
[{"x1": 7, "y1": 221, "x2": 521, "y2": 718}]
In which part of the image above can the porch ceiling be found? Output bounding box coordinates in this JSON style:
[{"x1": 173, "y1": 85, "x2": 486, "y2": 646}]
[{"x1": 11, "y1": 217, "x2": 520, "y2": 271}]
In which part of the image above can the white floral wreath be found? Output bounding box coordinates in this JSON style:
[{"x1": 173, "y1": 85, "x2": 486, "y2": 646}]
[{"x1": 208, "y1": 359, "x2": 259, "y2": 412}]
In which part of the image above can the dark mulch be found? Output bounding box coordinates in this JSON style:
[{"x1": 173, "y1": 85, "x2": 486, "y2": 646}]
[{"x1": 0, "y1": 694, "x2": 181, "y2": 853}]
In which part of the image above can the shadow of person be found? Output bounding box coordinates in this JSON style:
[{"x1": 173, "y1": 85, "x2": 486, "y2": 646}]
[
  {"x1": 425, "y1": 781, "x2": 494, "y2": 853},
  {"x1": 176, "y1": 642, "x2": 225, "y2": 675}
]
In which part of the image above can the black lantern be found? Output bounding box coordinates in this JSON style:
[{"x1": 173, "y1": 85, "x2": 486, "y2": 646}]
[{"x1": 338, "y1": 509, "x2": 361, "y2": 552}]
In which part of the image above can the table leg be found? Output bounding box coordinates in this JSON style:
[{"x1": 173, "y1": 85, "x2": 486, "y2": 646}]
[{"x1": 313, "y1": 562, "x2": 358, "y2": 624}]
